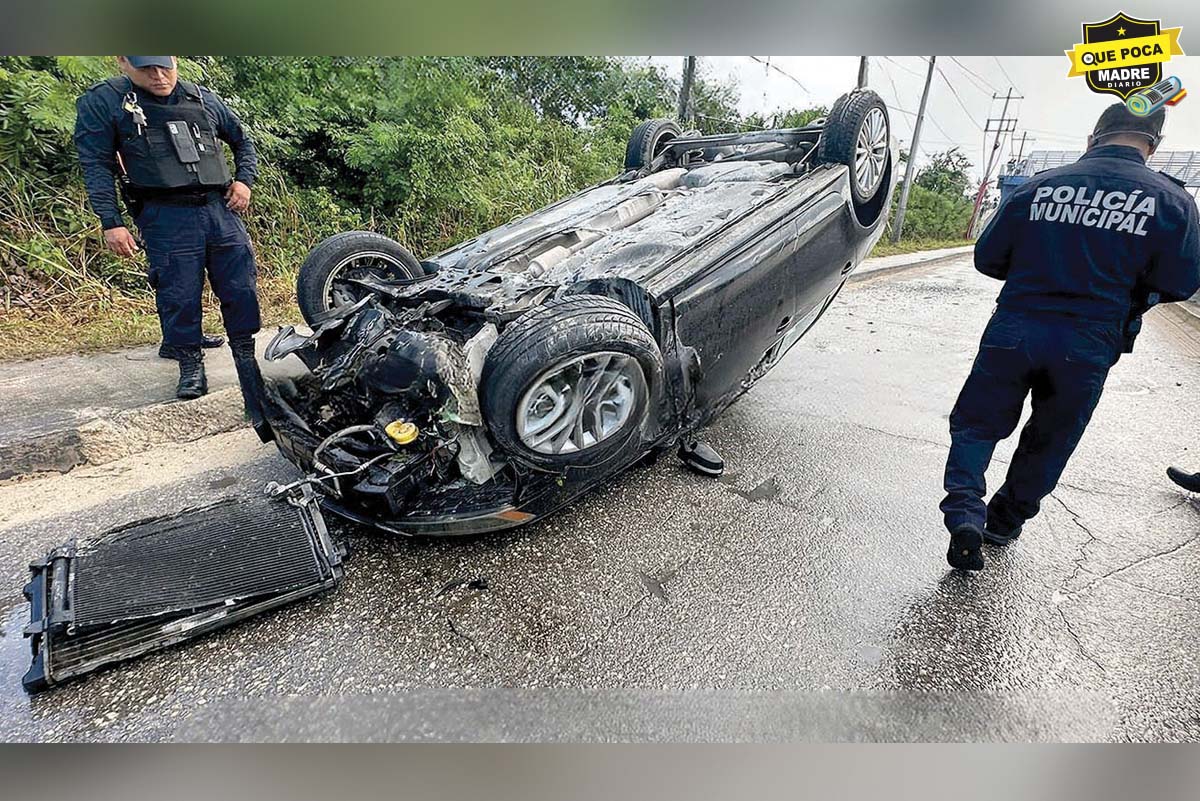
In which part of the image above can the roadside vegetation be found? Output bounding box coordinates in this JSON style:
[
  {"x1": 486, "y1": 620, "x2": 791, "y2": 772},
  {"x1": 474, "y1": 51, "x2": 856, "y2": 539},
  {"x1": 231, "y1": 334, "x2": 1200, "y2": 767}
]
[{"x1": 1, "y1": 57, "x2": 977, "y2": 360}]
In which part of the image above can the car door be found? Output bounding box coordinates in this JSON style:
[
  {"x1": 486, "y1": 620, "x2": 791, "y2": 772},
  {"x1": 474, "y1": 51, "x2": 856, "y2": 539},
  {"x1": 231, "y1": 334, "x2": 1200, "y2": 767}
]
[{"x1": 667, "y1": 169, "x2": 856, "y2": 416}]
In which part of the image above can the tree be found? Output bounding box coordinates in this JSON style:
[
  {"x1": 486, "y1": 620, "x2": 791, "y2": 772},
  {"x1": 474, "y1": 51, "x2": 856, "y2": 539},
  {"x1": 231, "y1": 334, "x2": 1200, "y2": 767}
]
[{"x1": 913, "y1": 147, "x2": 972, "y2": 198}]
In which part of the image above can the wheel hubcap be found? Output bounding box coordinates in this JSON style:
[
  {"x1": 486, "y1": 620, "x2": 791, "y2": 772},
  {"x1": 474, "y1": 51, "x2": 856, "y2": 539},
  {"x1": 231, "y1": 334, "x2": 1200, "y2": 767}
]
[
  {"x1": 516, "y1": 352, "x2": 646, "y2": 455},
  {"x1": 853, "y1": 107, "x2": 888, "y2": 197},
  {"x1": 323, "y1": 251, "x2": 412, "y2": 310}
]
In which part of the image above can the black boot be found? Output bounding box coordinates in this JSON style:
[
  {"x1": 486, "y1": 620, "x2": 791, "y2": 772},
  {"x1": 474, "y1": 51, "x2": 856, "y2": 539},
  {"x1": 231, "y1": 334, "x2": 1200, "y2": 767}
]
[
  {"x1": 947, "y1": 525, "x2": 984, "y2": 571},
  {"x1": 160, "y1": 334, "x2": 225, "y2": 360},
  {"x1": 230, "y1": 336, "x2": 274, "y2": 443},
  {"x1": 1167, "y1": 466, "x2": 1200, "y2": 493},
  {"x1": 176, "y1": 349, "x2": 208, "y2": 400}
]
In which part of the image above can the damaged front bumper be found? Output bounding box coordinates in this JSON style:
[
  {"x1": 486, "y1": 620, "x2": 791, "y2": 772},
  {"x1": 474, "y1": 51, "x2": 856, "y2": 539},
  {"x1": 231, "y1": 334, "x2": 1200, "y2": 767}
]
[
  {"x1": 261, "y1": 379, "x2": 642, "y2": 536},
  {"x1": 260, "y1": 290, "x2": 646, "y2": 537}
]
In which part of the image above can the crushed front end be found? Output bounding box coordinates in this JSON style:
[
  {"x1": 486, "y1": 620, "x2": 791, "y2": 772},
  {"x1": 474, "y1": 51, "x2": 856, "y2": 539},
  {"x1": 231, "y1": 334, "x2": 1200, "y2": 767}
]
[{"x1": 262, "y1": 286, "x2": 632, "y2": 536}]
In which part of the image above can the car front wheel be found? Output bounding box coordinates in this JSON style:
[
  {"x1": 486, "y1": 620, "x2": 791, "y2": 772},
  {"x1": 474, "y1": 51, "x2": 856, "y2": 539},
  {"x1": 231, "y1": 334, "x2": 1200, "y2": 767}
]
[{"x1": 480, "y1": 295, "x2": 663, "y2": 470}]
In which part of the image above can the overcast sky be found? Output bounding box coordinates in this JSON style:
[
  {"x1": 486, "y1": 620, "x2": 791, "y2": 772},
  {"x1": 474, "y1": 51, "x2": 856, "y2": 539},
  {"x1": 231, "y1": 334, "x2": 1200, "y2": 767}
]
[{"x1": 647, "y1": 56, "x2": 1200, "y2": 181}]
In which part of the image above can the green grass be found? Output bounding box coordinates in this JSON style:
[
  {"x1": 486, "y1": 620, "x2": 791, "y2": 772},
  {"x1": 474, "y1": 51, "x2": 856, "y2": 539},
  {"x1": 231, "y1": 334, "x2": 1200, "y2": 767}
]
[
  {"x1": 0, "y1": 271, "x2": 300, "y2": 361},
  {"x1": 869, "y1": 236, "x2": 972, "y2": 258}
]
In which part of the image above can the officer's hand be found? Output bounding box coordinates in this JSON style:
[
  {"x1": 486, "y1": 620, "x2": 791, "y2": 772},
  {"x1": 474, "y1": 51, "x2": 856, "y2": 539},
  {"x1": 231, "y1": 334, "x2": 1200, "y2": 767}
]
[
  {"x1": 103, "y1": 226, "x2": 139, "y2": 258},
  {"x1": 225, "y1": 181, "x2": 251, "y2": 214}
]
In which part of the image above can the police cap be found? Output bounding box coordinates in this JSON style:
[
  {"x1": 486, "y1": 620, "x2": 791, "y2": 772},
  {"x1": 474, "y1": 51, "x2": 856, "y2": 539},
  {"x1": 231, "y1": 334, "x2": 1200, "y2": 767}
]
[{"x1": 125, "y1": 56, "x2": 175, "y2": 69}]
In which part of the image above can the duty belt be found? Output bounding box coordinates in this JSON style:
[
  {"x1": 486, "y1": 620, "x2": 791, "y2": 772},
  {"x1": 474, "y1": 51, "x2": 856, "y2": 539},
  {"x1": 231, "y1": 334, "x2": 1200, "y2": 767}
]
[{"x1": 139, "y1": 188, "x2": 225, "y2": 206}]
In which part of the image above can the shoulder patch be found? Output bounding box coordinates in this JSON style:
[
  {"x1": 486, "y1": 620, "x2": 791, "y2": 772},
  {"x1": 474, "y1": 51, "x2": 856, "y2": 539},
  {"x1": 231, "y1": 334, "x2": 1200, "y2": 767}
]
[{"x1": 1158, "y1": 170, "x2": 1188, "y2": 189}]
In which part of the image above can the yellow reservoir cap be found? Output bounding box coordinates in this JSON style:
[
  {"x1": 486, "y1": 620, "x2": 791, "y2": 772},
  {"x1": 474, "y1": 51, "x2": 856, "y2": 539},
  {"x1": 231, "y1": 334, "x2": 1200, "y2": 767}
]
[{"x1": 384, "y1": 420, "x2": 419, "y2": 445}]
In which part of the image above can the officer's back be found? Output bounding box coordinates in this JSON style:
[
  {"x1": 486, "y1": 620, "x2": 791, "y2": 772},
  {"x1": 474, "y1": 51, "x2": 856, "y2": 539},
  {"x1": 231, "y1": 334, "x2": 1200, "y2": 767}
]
[
  {"x1": 975, "y1": 104, "x2": 1199, "y2": 329},
  {"x1": 940, "y1": 102, "x2": 1200, "y2": 572}
]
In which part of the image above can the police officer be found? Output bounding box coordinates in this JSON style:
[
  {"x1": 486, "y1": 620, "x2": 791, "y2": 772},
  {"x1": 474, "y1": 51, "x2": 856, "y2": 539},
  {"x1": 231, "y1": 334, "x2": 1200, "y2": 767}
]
[
  {"x1": 75, "y1": 56, "x2": 271, "y2": 440},
  {"x1": 942, "y1": 103, "x2": 1200, "y2": 571}
]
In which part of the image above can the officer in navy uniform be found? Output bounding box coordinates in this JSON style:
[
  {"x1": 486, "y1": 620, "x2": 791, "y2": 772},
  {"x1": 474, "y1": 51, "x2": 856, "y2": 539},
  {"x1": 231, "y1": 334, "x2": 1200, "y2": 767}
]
[
  {"x1": 942, "y1": 103, "x2": 1200, "y2": 571},
  {"x1": 75, "y1": 56, "x2": 270, "y2": 440}
]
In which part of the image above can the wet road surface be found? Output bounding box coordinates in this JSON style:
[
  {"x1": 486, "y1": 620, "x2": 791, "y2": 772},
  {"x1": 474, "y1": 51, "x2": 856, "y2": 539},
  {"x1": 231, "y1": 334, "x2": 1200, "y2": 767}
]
[{"x1": 1, "y1": 255, "x2": 1198, "y2": 741}]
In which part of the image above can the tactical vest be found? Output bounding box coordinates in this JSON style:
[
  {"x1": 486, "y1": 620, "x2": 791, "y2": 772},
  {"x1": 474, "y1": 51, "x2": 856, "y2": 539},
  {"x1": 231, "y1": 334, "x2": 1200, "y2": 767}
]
[{"x1": 103, "y1": 77, "x2": 232, "y2": 192}]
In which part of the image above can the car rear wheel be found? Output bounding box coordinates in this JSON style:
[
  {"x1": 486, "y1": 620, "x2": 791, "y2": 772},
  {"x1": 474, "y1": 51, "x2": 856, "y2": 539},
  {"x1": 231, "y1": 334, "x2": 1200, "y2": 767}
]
[
  {"x1": 624, "y1": 118, "x2": 682, "y2": 171},
  {"x1": 295, "y1": 231, "x2": 423, "y2": 325},
  {"x1": 818, "y1": 90, "x2": 890, "y2": 205},
  {"x1": 481, "y1": 295, "x2": 663, "y2": 470}
]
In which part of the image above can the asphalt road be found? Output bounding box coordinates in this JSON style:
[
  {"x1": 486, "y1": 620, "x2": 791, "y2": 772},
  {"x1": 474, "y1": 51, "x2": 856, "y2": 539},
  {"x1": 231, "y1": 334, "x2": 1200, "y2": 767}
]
[{"x1": 2, "y1": 255, "x2": 1198, "y2": 742}]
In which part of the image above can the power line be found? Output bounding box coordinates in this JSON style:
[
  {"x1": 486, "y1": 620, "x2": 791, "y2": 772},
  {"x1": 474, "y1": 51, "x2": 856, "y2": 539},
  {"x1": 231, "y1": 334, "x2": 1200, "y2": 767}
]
[
  {"x1": 935, "y1": 63, "x2": 985, "y2": 131},
  {"x1": 1020, "y1": 125, "x2": 1084, "y2": 139},
  {"x1": 881, "y1": 56, "x2": 925, "y2": 79},
  {"x1": 879, "y1": 58, "x2": 907, "y2": 110},
  {"x1": 992, "y1": 56, "x2": 1020, "y2": 93},
  {"x1": 876, "y1": 60, "x2": 957, "y2": 148},
  {"x1": 746, "y1": 56, "x2": 812, "y2": 98},
  {"x1": 949, "y1": 57, "x2": 1001, "y2": 95}
]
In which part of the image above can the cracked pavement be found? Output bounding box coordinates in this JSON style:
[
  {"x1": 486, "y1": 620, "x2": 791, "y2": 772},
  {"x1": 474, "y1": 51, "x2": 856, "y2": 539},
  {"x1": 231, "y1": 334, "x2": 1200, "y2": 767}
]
[{"x1": 1, "y1": 254, "x2": 1198, "y2": 741}]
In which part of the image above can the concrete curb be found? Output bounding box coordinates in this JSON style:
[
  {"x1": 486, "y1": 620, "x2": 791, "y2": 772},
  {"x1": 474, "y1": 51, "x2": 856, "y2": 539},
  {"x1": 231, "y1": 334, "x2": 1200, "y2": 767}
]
[
  {"x1": 0, "y1": 388, "x2": 247, "y2": 482},
  {"x1": 849, "y1": 245, "x2": 974, "y2": 284},
  {"x1": 1184, "y1": 299, "x2": 1200, "y2": 324}
]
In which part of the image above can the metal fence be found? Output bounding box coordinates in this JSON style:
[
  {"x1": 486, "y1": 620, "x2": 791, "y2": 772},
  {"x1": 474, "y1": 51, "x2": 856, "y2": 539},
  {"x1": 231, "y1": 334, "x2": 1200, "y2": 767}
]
[{"x1": 1007, "y1": 150, "x2": 1200, "y2": 191}]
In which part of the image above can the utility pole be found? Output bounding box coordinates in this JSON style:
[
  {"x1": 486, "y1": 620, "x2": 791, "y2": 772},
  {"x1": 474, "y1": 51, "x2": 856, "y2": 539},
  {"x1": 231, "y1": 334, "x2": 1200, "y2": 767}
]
[
  {"x1": 1014, "y1": 131, "x2": 1031, "y2": 162},
  {"x1": 891, "y1": 56, "x2": 936, "y2": 244},
  {"x1": 678, "y1": 56, "x2": 697, "y2": 124},
  {"x1": 966, "y1": 88, "x2": 1023, "y2": 238},
  {"x1": 857, "y1": 56, "x2": 869, "y2": 88}
]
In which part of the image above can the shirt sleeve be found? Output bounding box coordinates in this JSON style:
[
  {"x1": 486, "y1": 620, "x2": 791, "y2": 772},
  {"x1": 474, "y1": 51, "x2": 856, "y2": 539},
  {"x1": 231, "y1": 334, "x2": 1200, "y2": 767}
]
[
  {"x1": 1144, "y1": 195, "x2": 1200, "y2": 303},
  {"x1": 972, "y1": 191, "x2": 1022, "y2": 281},
  {"x1": 203, "y1": 88, "x2": 258, "y2": 187},
  {"x1": 73, "y1": 90, "x2": 125, "y2": 230}
]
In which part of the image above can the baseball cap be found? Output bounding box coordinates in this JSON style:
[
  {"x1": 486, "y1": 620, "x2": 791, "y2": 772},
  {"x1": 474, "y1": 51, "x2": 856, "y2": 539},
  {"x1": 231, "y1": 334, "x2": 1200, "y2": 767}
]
[
  {"x1": 125, "y1": 56, "x2": 175, "y2": 69},
  {"x1": 1092, "y1": 102, "x2": 1165, "y2": 145}
]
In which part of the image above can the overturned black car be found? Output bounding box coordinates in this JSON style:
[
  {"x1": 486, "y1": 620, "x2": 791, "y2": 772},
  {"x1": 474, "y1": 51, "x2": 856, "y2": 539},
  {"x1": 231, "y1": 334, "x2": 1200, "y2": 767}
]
[
  {"x1": 20, "y1": 89, "x2": 897, "y2": 693},
  {"x1": 261, "y1": 89, "x2": 897, "y2": 535}
]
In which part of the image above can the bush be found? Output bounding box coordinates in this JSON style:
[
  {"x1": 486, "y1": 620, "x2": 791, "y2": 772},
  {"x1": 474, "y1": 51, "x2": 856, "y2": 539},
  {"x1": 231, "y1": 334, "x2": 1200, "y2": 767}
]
[{"x1": 891, "y1": 183, "x2": 973, "y2": 240}]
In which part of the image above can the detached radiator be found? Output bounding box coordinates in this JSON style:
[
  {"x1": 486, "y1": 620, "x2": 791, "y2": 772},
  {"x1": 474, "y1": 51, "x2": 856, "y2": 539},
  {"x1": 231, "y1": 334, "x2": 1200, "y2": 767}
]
[{"x1": 22, "y1": 487, "x2": 343, "y2": 693}]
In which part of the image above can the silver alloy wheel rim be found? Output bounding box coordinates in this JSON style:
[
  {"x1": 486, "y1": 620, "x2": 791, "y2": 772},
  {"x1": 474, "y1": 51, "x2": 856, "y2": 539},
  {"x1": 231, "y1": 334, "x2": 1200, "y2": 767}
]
[
  {"x1": 323, "y1": 251, "x2": 409, "y2": 310},
  {"x1": 853, "y1": 106, "x2": 888, "y2": 197},
  {"x1": 516, "y1": 352, "x2": 646, "y2": 455}
]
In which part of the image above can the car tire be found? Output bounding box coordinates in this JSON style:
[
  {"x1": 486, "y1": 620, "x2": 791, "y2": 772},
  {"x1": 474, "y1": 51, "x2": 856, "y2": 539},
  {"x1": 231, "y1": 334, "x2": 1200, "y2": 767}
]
[
  {"x1": 817, "y1": 89, "x2": 891, "y2": 205},
  {"x1": 481, "y1": 294, "x2": 663, "y2": 470},
  {"x1": 624, "y1": 118, "x2": 682, "y2": 171},
  {"x1": 295, "y1": 231, "x2": 423, "y2": 325}
]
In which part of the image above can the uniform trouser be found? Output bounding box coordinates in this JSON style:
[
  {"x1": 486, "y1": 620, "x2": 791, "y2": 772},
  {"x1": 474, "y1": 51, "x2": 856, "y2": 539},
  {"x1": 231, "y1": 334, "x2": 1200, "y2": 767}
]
[
  {"x1": 135, "y1": 192, "x2": 261, "y2": 348},
  {"x1": 940, "y1": 308, "x2": 1123, "y2": 535}
]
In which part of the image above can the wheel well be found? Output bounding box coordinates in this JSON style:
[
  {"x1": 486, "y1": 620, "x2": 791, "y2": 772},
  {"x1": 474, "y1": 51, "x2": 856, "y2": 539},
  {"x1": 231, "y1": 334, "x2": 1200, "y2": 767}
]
[
  {"x1": 849, "y1": 150, "x2": 893, "y2": 229},
  {"x1": 562, "y1": 278, "x2": 658, "y2": 338}
]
